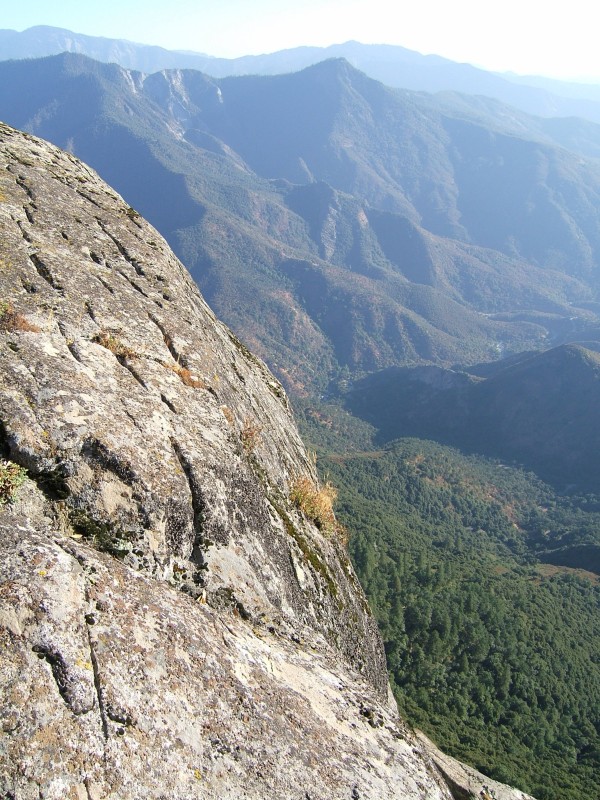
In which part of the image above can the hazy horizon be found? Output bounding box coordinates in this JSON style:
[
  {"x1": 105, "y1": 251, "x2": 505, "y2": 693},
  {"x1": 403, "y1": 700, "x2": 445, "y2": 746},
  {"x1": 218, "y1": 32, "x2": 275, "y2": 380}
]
[{"x1": 2, "y1": 0, "x2": 599, "y2": 83}]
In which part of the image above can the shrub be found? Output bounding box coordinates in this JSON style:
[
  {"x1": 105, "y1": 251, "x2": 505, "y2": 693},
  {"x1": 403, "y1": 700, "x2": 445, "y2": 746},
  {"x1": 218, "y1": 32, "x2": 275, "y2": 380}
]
[{"x1": 0, "y1": 460, "x2": 27, "y2": 505}]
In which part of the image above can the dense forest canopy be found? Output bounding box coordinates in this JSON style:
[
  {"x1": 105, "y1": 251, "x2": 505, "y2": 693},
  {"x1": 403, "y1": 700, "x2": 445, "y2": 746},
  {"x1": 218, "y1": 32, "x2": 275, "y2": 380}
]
[{"x1": 298, "y1": 403, "x2": 600, "y2": 800}]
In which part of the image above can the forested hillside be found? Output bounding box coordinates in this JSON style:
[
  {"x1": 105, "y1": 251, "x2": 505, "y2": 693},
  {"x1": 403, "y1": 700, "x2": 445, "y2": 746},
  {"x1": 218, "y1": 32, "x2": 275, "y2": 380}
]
[
  {"x1": 303, "y1": 430, "x2": 600, "y2": 800},
  {"x1": 347, "y1": 343, "x2": 600, "y2": 492}
]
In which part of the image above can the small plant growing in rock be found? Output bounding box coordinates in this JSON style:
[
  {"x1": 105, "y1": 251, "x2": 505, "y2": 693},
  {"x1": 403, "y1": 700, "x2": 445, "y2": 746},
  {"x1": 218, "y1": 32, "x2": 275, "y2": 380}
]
[
  {"x1": 221, "y1": 406, "x2": 235, "y2": 426},
  {"x1": 93, "y1": 330, "x2": 138, "y2": 360},
  {"x1": 0, "y1": 460, "x2": 27, "y2": 506},
  {"x1": 0, "y1": 301, "x2": 40, "y2": 332},
  {"x1": 240, "y1": 416, "x2": 263, "y2": 454},
  {"x1": 289, "y1": 475, "x2": 344, "y2": 538},
  {"x1": 163, "y1": 362, "x2": 205, "y2": 388}
]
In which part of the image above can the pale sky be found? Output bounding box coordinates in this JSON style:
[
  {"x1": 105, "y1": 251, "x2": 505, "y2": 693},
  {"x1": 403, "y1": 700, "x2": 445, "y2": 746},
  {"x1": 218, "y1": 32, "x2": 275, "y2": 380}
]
[{"x1": 2, "y1": 0, "x2": 599, "y2": 82}]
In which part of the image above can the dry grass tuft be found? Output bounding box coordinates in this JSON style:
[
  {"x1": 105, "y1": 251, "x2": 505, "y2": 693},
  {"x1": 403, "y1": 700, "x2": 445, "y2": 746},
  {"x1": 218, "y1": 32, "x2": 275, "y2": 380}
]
[
  {"x1": 0, "y1": 301, "x2": 40, "y2": 332},
  {"x1": 93, "y1": 330, "x2": 138, "y2": 360},
  {"x1": 240, "y1": 416, "x2": 263, "y2": 454},
  {"x1": 163, "y1": 362, "x2": 205, "y2": 388},
  {"x1": 289, "y1": 475, "x2": 345, "y2": 539}
]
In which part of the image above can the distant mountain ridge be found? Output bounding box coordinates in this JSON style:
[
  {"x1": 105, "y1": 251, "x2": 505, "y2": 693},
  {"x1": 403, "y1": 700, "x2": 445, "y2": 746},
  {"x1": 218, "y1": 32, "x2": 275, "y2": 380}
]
[
  {"x1": 347, "y1": 342, "x2": 600, "y2": 491},
  {"x1": 3, "y1": 25, "x2": 600, "y2": 123},
  {"x1": 1, "y1": 52, "x2": 600, "y2": 393}
]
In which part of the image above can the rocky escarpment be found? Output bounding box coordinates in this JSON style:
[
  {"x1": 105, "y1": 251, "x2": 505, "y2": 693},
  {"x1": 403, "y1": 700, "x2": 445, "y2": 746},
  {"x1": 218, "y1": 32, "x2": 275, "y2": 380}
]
[
  {"x1": 0, "y1": 121, "x2": 454, "y2": 799},
  {"x1": 416, "y1": 733, "x2": 536, "y2": 800},
  {"x1": 0, "y1": 119, "x2": 384, "y2": 685},
  {"x1": 0, "y1": 123, "x2": 537, "y2": 800}
]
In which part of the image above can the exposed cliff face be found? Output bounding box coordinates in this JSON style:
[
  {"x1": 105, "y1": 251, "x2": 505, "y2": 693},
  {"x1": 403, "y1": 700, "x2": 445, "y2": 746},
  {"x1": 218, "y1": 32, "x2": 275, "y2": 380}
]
[
  {"x1": 416, "y1": 734, "x2": 536, "y2": 800},
  {"x1": 0, "y1": 119, "x2": 385, "y2": 686},
  {"x1": 0, "y1": 123, "x2": 537, "y2": 800},
  {"x1": 0, "y1": 122, "x2": 454, "y2": 799},
  {"x1": 2, "y1": 501, "x2": 454, "y2": 800}
]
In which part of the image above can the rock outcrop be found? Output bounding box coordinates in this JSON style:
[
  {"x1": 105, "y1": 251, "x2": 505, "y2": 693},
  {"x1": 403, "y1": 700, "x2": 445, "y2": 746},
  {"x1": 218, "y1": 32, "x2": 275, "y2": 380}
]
[
  {"x1": 416, "y1": 734, "x2": 536, "y2": 800},
  {"x1": 0, "y1": 121, "x2": 454, "y2": 798},
  {"x1": 0, "y1": 122, "x2": 536, "y2": 800},
  {"x1": 0, "y1": 119, "x2": 385, "y2": 683}
]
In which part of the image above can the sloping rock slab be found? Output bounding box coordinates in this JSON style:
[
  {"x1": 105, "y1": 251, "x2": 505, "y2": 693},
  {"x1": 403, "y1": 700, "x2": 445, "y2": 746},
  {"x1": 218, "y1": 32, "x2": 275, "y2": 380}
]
[
  {"x1": 416, "y1": 732, "x2": 537, "y2": 800},
  {"x1": 0, "y1": 120, "x2": 385, "y2": 691},
  {"x1": 0, "y1": 504, "x2": 452, "y2": 800}
]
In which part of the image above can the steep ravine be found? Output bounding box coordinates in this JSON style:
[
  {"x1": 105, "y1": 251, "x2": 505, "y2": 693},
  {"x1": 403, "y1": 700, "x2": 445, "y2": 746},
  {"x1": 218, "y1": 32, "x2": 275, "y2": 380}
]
[{"x1": 0, "y1": 122, "x2": 533, "y2": 799}]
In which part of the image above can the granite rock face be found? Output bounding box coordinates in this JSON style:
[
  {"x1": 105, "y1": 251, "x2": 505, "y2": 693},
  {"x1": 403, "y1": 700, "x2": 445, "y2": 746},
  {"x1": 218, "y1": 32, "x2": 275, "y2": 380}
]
[
  {"x1": 1, "y1": 505, "x2": 455, "y2": 800},
  {"x1": 0, "y1": 123, "x2": 536, "y2": 800},
  {"x1": 416, "y1": 733, "x2": 537, "y2": 800},
  {"x1": 0, "y1": 119, "x2": 384, "y2": 686},
  {"x1": 0, "y1": 122, "x2": 454, "y2": 799}
]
